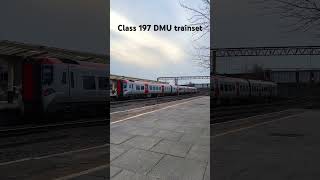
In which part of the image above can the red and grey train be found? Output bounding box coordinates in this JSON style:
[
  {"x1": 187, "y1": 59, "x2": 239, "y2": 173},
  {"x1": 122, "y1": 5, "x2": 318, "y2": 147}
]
[
  {"x1": 212, "y1": 75, "x2": 278, "y2": 104},
  {"x1": 19, "y1": 56, "x2": 108, "y2": 116},
  {"x1": 110, "y1": 79, "x2": 197, "y2": 99}
]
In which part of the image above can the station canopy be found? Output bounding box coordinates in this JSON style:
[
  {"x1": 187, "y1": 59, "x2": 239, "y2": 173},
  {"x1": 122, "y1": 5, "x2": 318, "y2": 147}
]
[{"x1": 0, "y1": 40, "x2": 108, "y2": 64}]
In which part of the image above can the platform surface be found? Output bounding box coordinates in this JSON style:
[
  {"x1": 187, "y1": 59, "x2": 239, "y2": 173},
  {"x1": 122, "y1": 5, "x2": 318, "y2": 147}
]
[
  {"x1": 72, "y1": 96, "x2": 210, "y2": 180},
  {"x1": 213, "y1": 109, "x2": 320, "y2": 180}
]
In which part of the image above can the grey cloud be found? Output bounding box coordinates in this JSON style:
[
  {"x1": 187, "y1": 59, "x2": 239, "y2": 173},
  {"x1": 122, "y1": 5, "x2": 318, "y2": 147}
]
[{"x1": 0, "y1": 0, "x2": 109, "y2": 54}]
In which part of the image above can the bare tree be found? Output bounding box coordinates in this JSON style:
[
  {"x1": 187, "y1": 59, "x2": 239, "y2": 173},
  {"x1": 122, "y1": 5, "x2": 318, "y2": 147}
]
[
  {"x1": 180, "y1": 0, "x2": 210, "y2": 70},
  {"x1": 259, "y1": 0, "x2": 320, "y2": 33}
]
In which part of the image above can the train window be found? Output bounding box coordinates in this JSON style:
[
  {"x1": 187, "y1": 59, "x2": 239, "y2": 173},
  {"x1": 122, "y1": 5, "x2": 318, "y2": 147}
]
[
  {"x1": 61, "y1": 72, "x2": 67, "y2": 84},
  {"x1": 42, "y1": 65, "x2": 53, "y2": 85},
  {"x1": 123, "y1": 83, "x2": 127, "y2": 89},
  {"x1": 141, "y1": 86, "x2": 144, "y2": 90},
  {"x1": 82, "y1": 76, "x2": 96, "y2": 90},
  {"x1": 136, "y1": 86, "x2": 140, "y2": 90},
  {"x1": 98, "y1": 77, "x2": 107, "y2": 90},
  {"x1": 70, "y1": 72, "x2": 74, "y2": 88}
]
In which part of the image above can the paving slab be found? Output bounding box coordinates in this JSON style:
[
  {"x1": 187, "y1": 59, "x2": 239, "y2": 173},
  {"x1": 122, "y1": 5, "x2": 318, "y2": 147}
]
[
  {"x1": 150, "y1": 140, "x2": 192, "y2": 157},
  {"x1": 204, "y1": 163, "x2": 210, "y2": 180},
  {"x1": 179, "y1": 133, "x2": 210, "y2": 146},
  {"x1": 110, "y1": 132, "x2": 135, "y2": 144},
  {"x1": 111, "y1": 169, "x2": 158, "y2": 180},
  {"x1": 127, "y1": 127, "x2": 159, "y2": 137},
  {"x1": 110, "y1": 144, "x2": 131, "y2": 161},
  {"x1": 122, "y1": 135, "x2": 162, "y2": 150},
  {"x1": 186, "y1": 144, "x2": 210, "y2": 162},
  {"x1": 152, "y1": 129, "x2": 183, "y2": 141},
  {"x1": 148, "y1": 155, "x2": 207, "y2": 180},
  {"x1": 212, "y1": 109, "x2": 320, "y2": 180},
  {"x1": 112, "y1": 148, "x2": 163, "y2": 174},
  {"x1": 110, "y1": 96, "x2": 210, "y2": 180},
  {"x1": 174, "y1": 126, "x2": 206, "y2": 135},
  {"x1": 110, "y1": 166, "x2": 122, "y2": 178}
]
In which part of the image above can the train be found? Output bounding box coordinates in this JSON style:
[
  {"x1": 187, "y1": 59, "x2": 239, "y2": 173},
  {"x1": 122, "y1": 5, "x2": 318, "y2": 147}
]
[
  {"x1": 212, "y1": 75, "x2": 278, "y2": 105},
  {"x1": 16, "y1": 55, "x2": 277, "y2": 116},
  {"x1": 110, "y1": 79, "x2": 197, "y2": 99},
  {"x1": 17, "y1": 56, "x2": 196, "y2": 116},
  {"x1": 18, "y1": 56, "x2": 108, "y2": 116}
]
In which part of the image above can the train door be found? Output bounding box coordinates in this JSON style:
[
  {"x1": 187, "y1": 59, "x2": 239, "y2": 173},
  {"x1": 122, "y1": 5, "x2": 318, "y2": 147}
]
[
  {"x1": 68, "y1": 66, "x2": 75, "y2": 99},
  {"x1": 215, "y1": 78, "x2": 219, "y2": 97},
  {"x1": 69, "y1": 65, "x2": 85, "y2": 102},
  {"x1": 161, "y1": 85, "x2": 164, "y2": 95},
  {"x1": 144, "y1": 84, "x2": 149, "y2": 94},
  {"x1": 117, "y1": 80, "x2": 123, "y2": 97},
  {"x1": 53, "y1": 64, "x2": 70, "y2": 101},
  {"x1": 236, "y1": 82, "x2": 240, "y2": 96},
  {"x1": 22, "y1": 61, "x2": 42, "y2": 114}
]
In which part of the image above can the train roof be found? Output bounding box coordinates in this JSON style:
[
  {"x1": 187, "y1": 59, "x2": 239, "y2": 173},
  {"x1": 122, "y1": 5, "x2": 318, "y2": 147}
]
[
  {"x1": 110, "y1": 74, "x2": 168, "y2": 84},
  {"x1": 213, "y1": 75, "x2": 276, "y2": 84},
  {"x1": 34, "y1": 56, "x2": 108, "y2": 69},
  {"x1": 0, "y1": 40, "x2": 107, "y2": 64}
]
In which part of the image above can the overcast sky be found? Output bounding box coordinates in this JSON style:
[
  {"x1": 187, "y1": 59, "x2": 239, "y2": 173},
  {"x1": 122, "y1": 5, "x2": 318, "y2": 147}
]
[
  {"x1": 213, "y1": 0, "x2": 320, "y2": 73},
  {"x1": 0, "y1": 0, "x2": 209, "y2": 84},
  {"x1": 110, "y1": 0, "x2": 210, "y2": 84},
  {"x1": 0, "y1": 0, "x2": 108, "y2": 54},
  {"x1": 3, "y1": 0, "x2": 314, "y2": 80}
]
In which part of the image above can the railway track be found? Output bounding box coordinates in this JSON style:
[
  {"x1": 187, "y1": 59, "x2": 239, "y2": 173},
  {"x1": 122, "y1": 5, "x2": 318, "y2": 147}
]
[
  {"x1": 110, "y1": 93, "x2": 206, "y2": 111},
  {"x1": 0, "y1": 119, "x2": 107, "y2": 137},
  {"x1": 0, "y1": 93, "x2": 207, "y2": 137},
  {"x1": 211, "y1": 97, "x2": 314, "y2": 123}
]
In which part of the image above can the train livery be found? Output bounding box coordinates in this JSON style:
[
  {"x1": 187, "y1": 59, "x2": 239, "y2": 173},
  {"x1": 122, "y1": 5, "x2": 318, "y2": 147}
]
[
  {"x1": 18, "y1": 56, "x2": 108, "y2": 116},
  {"x1": 212, "y1": 75, "x2": 277, "y2": 104},
  {"x1": 110, "y1": 79, "x2": 197, "y2": 99}
]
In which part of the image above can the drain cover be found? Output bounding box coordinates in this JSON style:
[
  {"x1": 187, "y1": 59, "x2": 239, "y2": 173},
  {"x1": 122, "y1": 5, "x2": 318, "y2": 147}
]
[{"x1": 269, "y1": 133, "x2": 304, "y2": 137}]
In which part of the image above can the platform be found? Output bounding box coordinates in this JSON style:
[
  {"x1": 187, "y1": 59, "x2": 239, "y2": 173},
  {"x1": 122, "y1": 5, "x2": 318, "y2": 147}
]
[
  {"x1": 0, "y1": 101, "x2": 18, "y2": 111},
  {"x1": 72, "y1": 96, "x2": 210, "y2": 180},
  {"x1": 109, "y1": 96, "x2": 209, "y2": 180},
  {"x1": 212, "y1": 109, "x2": 320, "y2": 179}
]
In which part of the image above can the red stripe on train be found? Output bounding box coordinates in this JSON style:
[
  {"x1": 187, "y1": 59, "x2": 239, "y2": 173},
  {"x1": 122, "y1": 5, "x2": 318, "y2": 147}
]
[{"x1": 23, "y1": 64, "x2": 34, "y2": 101}]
